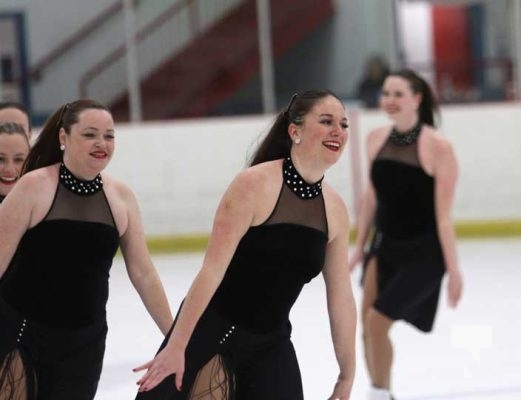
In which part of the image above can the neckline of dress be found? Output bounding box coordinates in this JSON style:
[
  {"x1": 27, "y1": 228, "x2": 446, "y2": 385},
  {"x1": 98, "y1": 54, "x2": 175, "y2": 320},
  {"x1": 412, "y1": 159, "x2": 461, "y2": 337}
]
[
  {"x1": 389, "y1": 121, "x2": 422, "y2": 146},
  {"x1": 283, "y1": 157, "x2": 323, "y2": 200},
  {"x1": 59, "y1": 162, "x2": 103, "y2": 196}
]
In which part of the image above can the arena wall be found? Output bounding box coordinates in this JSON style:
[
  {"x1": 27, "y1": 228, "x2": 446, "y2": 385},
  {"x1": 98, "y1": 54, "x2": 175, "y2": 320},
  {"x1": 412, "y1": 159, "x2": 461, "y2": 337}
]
[{"x1": 104, "y1": 102, "x2": 521, "y2": 250}]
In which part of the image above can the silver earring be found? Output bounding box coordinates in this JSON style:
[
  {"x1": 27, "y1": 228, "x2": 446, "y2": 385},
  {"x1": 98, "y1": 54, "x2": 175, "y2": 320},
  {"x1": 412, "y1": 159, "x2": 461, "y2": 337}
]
[
  {"x1": 294, "y1": 137, "x2": 301, "y2": 145},
  {"x1": 60, "y1": 144, "x2": 65, "y2": 151}
]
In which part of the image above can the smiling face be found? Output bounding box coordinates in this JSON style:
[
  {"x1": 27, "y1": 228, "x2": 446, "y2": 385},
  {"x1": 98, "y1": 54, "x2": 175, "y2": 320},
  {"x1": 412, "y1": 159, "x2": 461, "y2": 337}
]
[
  {"x1": 289, "y1": 95, "x2": 349, "y2": 168},
  {"x1": 380, "y1": 75, "x2": 421, "y2": 124},
  {"x1": 0, "y1": 133, "x2": 30, "y2": 196},
  {"x1": 59, "y1": 108, "x2": 115, "y2": 179}
]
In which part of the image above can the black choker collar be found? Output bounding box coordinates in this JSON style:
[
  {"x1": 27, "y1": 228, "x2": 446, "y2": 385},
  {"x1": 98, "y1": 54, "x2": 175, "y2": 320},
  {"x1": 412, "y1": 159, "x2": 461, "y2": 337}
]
[
  {"x1": 389, "y1": 121, "x2": 422, "y2": 146},
  {"x1": 283, "y1": 157, "x2": 323, "y2": 199},
  {"x1": 59, "y1": 163, "x2": 103, "y2": 196}
]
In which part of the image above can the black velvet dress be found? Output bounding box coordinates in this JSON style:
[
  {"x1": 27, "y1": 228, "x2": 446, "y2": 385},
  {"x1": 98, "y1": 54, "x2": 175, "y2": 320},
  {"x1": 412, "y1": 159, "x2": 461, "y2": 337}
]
[
  {"x1": 365, "y1": 128, "x2": 446, "y2": 332},
  {"x1": 136, "y1": 157, "x2": 329, "y2": 400},
  {"x1": 0, "y1": 164, "x2": 120, "y2": 400}
]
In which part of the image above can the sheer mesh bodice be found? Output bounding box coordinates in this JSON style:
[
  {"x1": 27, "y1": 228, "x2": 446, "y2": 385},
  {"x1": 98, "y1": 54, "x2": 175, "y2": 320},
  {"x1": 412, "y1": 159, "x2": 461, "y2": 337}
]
[
  {"x1": 371, "y1": 129, "x2": 436, "y2": 238},
  {"x1": 210, "y1": 161, "x2": 328, "y2": 333},
  {"x1": 45, "y1": 182, "x2": 116, "y2": 225},
  {"x1": 376, "y1": 134, "x2": 422, "y2": 167},
  {"x1": 263, "y1": 182, "x2": 328, "y2": 233},
  {"x1": 0, "y1": 181, "x2": 119, "y2": 329}
]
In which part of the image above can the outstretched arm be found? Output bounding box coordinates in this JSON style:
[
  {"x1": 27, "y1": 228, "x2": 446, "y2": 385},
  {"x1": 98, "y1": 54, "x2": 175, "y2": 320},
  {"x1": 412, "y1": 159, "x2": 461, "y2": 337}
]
[
  {"x1": 134, "y1": 168, "x2": 258, "y2": 392},
  {"x1": 324, "y1": 194, "x2": 357, "y2": 400},
  {"x1": 349, "y1": 182, "x2": 376, "y2": 271},
  {"x1": 433, "y1": 138, "x2": 462, "y2": 307},
  {"x1": 349, "y1": 129, "x2": 386, "y2": 271},
  {"x1": 119, "y1": 184, "x2": 173, "y2": 335}
]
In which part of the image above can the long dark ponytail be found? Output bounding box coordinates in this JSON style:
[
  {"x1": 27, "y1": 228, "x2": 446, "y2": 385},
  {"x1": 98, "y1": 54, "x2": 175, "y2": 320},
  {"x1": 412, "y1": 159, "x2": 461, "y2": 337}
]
[
  {"x1": 249, "y1": 90, "x2": 342, "y2": 166},
  {"x1": 22, "y1": 99, "x2": 110, "y2": 174}
]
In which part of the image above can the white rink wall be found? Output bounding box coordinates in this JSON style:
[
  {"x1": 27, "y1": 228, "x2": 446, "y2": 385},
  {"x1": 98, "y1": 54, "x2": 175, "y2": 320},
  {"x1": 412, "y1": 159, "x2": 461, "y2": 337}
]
[{"x1": 106, "y1": 103, "x2": 521, "y2": 236}]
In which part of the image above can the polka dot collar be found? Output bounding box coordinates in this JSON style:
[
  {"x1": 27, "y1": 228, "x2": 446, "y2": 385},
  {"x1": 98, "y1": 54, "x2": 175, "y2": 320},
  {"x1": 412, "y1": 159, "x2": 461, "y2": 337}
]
[
  {"x1": 283, "y1": 157, "x2": 323, "y2": 199},
  {"x1": 59, "y1": 163, "x2": 103, "y2": 196}
]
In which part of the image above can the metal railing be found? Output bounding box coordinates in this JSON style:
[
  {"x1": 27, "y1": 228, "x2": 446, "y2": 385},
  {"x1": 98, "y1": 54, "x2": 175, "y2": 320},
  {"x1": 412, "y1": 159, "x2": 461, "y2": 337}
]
[
  {"x1": 79, "y1": 0, "x2": 243, "y2": 103},
  {"x1": 29, "y1": 1, "x2": 125, "y2": 81}
]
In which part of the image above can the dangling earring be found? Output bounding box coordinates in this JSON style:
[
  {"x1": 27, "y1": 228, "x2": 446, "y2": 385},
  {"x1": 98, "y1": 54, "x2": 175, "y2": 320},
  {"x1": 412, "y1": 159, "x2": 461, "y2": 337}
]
[
  {"x1": 60, "y1": 144, "x2": 65, "y2": 151},
  {"x1": 294, "y1": 136, "x2": 301, "y2": 145}
]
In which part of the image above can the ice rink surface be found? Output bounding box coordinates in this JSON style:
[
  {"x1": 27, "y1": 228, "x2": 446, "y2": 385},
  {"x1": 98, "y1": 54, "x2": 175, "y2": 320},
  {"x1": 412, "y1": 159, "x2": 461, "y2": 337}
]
[{"x1": 96, "y1": 238, "x2": 521, "y2": 399}]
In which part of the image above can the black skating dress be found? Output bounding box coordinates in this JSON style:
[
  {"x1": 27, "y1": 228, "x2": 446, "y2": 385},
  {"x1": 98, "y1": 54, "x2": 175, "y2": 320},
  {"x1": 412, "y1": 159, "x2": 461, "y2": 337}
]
[
  {"x1": 136, "y1": 157, "x2": 329, "y2": 400},
  {"x1": 0, "y1": 163, "x2": 120, "y2": 400},
  {"x1": 364, "y1": 126, "x2": 446, "y2": 332}
]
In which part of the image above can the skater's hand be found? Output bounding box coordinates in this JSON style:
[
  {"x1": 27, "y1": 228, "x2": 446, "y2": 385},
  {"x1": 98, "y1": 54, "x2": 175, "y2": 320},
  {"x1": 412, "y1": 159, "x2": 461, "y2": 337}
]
[
  {"x1": 447, "y1": 268, "x2": 463, "y2": 308},
  {"x1": 327, "y1": 376, "x2": 352, "y2": 400},
  {"x1": 133, "y1": 343, "x2": 185, "y2": 392}
]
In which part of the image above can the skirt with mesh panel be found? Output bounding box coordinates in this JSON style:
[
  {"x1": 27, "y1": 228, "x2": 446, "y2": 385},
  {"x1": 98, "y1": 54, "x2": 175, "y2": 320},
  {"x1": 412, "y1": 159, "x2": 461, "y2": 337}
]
[
  {"x1": 0, "y1": 296, "x2": 107, "y2": 400},
  {"x1": 135, "y1": 302, "x2": 304, "y2": 400},
  {"x1": 362, "y1": 229, "x2": 446, "y2": 332}
]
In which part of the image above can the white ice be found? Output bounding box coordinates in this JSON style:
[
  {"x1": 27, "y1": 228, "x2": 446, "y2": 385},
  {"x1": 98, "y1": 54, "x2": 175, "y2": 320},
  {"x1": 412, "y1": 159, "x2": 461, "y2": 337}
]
[{"x1": 96, "y1": 238, "x2": 521, "y2": 399}]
